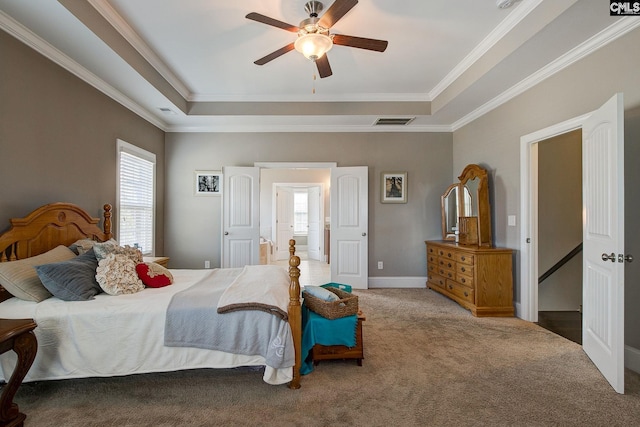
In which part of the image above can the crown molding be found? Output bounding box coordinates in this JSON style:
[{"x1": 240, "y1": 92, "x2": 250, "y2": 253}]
[
  {"x1": 0, "y1": 9, "x2": 169, "y2": 131},
  {"x1": 164, "y1": 123, "x2": 453, "y2": 133},
  {"x1": 451, "y1": 17, "x2": 640, "y2": 131},
  {"x1": 429, "y1": 0, "x2": 544, "y2": 100},
  {"x1": 188, "y1": 92, "x2": 432, "y2": 103},
  {"x1": 88, "y1": 0, "x2": 192, "y2": 101}
]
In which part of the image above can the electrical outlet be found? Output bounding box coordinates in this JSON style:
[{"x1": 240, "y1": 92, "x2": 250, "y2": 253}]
[
  {"x1": 204, "y1": 260, "x2": 210, "y2": 269},
  {"x1": 377, "y1": 261, "x2": 383, "y2": 269}
]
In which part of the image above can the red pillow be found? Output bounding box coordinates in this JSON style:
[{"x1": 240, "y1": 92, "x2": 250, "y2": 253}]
[{"x1": 136, "y1": 262, "x2": 173, "y2": 288}]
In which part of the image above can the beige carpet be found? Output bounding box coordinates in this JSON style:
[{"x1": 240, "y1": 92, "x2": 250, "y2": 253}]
[{"x1": 12, "y1": 289, "x2": 640, "y2": 426}]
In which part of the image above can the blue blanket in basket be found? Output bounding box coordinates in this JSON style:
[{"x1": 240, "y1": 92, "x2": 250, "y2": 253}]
[{"x1": 301, "y1": 304, "x2": 358, "y2": 375}]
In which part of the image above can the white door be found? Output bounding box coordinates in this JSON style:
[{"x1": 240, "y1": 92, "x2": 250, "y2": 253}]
[
  {"x1": 275, "y1": 186, "x2": 294, "y2": 260},
  {"x1": 308, "y1": 185, "x2": 322, "y2": 261},
  {"x1": 582, "y1": 93, "x2": 625, "y2": 394},
  {"x1": 330, "y1": 166, "x2": 368, "y2": 289},
  {"x1": 222, "y1": 166, "x2": 260, "y2": 268}
]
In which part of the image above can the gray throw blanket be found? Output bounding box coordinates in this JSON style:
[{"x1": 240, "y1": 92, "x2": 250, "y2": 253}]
[{"x1": 164, "y1": 269, "x2": 295, "y2": 370}]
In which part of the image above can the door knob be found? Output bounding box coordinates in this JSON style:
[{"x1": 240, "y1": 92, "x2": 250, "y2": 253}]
[
  {"x1": 601, "y1": 252, "x2": 616, "y2": 262},
  {"x1": 362, "y1": 232, "x2": 367, "y2": 236},
  {"x1": 624, "y1": 254, "x2": 634, "y2": 263},
  {"x1": 224, "y1": 231, "x2": 229, "y2": 235}
]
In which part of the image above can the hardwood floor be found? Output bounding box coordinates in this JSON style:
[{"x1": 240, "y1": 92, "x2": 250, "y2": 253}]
[
  {"x1": 273, "y1": 251, "x2": 331, "y2": 287},
  {"x1": 537, "y1": 311, "x2": 582, "y2": 345}
]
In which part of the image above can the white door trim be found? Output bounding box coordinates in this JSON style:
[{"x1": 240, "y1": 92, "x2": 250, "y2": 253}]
[{"x1": 519, "y1": 113, "x2": 590, "y2": 321}]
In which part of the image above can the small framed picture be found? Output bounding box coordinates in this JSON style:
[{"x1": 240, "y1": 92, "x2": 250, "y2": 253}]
[
  {"x1": 195, "y1": 171, "x2": 222, "y2": 195},
  {"x1": 381, "y1": 172, "x2": 407, "y2": 204}
]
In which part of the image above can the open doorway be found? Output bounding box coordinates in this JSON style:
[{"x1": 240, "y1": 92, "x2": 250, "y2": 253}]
[
  {"x1": 259, "y1": 166, "x2": 331, "y2": 286},
  {"x1": 536, "y1": 130, "x2": 583, "y2": 344}
]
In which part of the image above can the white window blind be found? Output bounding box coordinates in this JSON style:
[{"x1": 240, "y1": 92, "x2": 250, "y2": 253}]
[{"x1": 117, "y1": 140, "x2": 155, "y2": 255}]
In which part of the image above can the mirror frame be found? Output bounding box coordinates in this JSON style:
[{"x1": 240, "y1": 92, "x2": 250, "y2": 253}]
[
  {"x1": 440, "y1": 183, "x2": 460, "y2": 240},
  {"x1": 441, "y1": 164, "x2": 492, "y2": 247}
]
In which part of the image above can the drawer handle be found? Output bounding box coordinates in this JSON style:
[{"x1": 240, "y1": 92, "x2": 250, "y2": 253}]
[
  {"x1": 461, "y1": 278, "x2": 466, "y2": 284},
  {"x1": 464, "y1": 291, "x2": 469, "y2": 297},
  {"x1": 448, "y1": 284, "x2": 453, "y2": 290},
  {"x1": 447, "y1": 263, "x2": 453, "y2": 268},
  {"x1": 461, "y1": 256, "x2": 466, "y2": 261},
  {"x1": 447, "y1": 253, "x2": 452, "y2": 258},
  {"x1": 439, "y1": 280, "x2": 444, "y2": 285},
  {"x1": 448, "y1": 273, "x2": 453, "y2": 278},
  {"x1": 461, "y1": 267, "x2": 466, "y2": 272}
]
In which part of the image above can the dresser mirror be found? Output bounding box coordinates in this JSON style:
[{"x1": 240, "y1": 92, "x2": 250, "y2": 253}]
[{"x1": 440, "y1": 164, "x2": 492, "y2": 247}]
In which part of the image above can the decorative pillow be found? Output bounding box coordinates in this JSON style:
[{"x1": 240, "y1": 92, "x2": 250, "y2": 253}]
[
  {"x1": 0, "y1": 245, "x2": 76, "y2": 302},
  {"x1": 93, "y1": 240, "x2": 142, "y2": 264},
  {"x1": 303, "y1": 285, "x2": 340, "y2": 302},
  {"x1": 136, "y1": 262, "x2": 174, "y2": 288},
  {"x1": 68, "y1": 238, "x2": 98, "y2": 255},
  {"x1": 35, "y1": 248, "x2": 102, "y2": 301},
  {"x1": 95, "y1": 253, "x2": 145, "y2": 296}
]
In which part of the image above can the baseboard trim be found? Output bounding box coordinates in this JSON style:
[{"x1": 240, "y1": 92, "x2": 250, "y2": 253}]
[
  {"x1": 368, "y1": 277, "x2": 427, "y2": 289},
  {"x1": 625, "y1": 345, "x2": 640, "y2": 374}
]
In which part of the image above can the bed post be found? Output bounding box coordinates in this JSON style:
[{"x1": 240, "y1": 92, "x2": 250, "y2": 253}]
[
  {"x1": 287, "y1": 239, "x2": 302, "y2": 389},
  {"x1": 103, "y1": 204, "x2": 112, "y2": 240}
]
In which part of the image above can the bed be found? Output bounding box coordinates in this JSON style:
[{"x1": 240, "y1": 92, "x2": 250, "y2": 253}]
[{"x1": 0, "y1": 202, "x2": 302, "y2": 389}]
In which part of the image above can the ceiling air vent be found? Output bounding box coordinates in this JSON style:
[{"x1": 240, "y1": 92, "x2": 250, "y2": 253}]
[{"x1": 374, "y1": 117, "x2": 415, "y2": 126}]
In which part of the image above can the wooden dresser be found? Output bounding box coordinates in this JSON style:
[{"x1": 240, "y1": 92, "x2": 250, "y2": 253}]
[{"x1": 425, "y1": 240, "x2": 514, "y2": 317}]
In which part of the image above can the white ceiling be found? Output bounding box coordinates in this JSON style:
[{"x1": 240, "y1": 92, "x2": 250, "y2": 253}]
[{"x1": 0, "y1": 0, "x2": 634, "y2": 132}]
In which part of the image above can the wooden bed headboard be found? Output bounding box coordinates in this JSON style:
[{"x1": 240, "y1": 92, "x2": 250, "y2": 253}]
[{"x1": 0, "y1": 203, "x2": 112, "y2": 301}]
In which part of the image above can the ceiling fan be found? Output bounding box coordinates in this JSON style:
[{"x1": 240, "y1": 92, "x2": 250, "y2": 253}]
[{"x1": 246, "y1": 0, "x2": 388, "y2": 78}]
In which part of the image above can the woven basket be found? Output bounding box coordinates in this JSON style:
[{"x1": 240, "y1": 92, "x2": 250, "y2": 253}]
[{"x1": 303, "y1": 287, "x2": 358, "y2": 319}]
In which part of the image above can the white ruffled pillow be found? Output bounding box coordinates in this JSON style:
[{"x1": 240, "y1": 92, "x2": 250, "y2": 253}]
[{"x1": 95, "y1": 253, "x2": 145, "y2": 295}]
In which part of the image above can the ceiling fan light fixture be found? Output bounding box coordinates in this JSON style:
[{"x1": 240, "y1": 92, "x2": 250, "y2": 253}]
[{"x1": 294, "y1": 32, "x2": 333, "y2": 61}]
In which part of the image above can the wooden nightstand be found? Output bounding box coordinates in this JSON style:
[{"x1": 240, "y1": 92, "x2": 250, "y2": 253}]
[
  {"x1": 0, "y1": 318, "x2": 37, "y2": 427},
  {"x1": 312, "y1": 312, "x2": 365, "y2": 366},
  {"x1": 143, "y1": 256, "x2": 170, "y2": 268}
]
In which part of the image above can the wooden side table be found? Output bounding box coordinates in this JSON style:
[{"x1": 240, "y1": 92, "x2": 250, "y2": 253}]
[
  {"x1": 312, "y1": 312, "x2": 365, "y2": 366},
  {"x1": 143, "y1": 256, "x2": 170, "y2": 268},
  {"x1": 0, "y1": 318, "x2": 37, "y2": 427}
]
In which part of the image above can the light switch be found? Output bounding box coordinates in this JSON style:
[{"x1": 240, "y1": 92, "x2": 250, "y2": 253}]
[{"x1": 508, "y1": 215, "x2": 516, "y2": 226}]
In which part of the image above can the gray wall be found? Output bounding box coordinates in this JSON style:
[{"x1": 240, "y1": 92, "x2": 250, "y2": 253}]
[
  {"x1": 164, "y1": 132, "x2": 453, "y2": 275},
  {"x1": 452, "y1": 27, "x2": 640, "y2": 348},
  {"x1": 0, "y1": 31, "x2": 166, "y2": 253}
]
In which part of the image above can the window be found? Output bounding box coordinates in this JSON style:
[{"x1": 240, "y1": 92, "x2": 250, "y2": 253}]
[
  {"x1": 117, "y1": 139, "x2": 155, "y2": 255},
  {"x1": 293, "y1": 190, "x2": 308, "y2": 235}
]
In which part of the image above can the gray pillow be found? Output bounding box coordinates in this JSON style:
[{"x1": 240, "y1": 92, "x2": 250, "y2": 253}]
[{"x1": 35, "y1": 248, "x2": 102, "y2": 301}]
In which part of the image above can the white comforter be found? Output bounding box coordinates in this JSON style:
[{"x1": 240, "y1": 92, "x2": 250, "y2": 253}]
[{"x1": 0, "y1": 269, "x2": 293, "y2": 385}]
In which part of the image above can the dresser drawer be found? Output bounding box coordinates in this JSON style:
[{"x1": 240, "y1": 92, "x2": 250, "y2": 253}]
[
  {"x1": 457, "y1": 272, "x2": 474, "y2": 287},
  {"x1": 456, "y1": 252, "x2": 474, "y2": 265},
  {"x1": 457, "y1": 263, "x2": 473, "y2": 276},
  {"x1": 446, "y1": 280, "x2": 475, "y2": 304},
  {"x1": 427, "y1": 262, "x2": 438, "y2": 275},
  {"x1": 427, "y1": 253, "x2": 438, "y2": 264},
  {"x1": 438, "y1": 267, "x2": 456, "y2": 280},
  {"x1": 437, "y1": 248, "x2": 456, "y2": 260},
  {"x1": 438, "y1": 257, "x2": 456, "y2": 271},
  {"x1": 428, "y1": 273, "x2": 447, "y2": 290}
]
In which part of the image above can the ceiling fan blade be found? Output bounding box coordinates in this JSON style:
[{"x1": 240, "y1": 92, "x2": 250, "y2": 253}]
[
  {"x1": 332, "y1": 34, "x2": 388, "y2": 52},
  {"x1": 318, "y1": 0, "x2": 359, "y2": 29},
  {"x1": 254, "y1": 43, "x2": 295, "y2": 65},
  {"x1": 315, "y1": 55, "x2": 333, "y2": 78},
  {"x1": 245, "y1": 12, "x2": 299, "y2": 32}
]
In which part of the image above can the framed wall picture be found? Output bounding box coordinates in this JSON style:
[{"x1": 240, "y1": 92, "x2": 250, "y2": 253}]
[
  {"x1": 381, "y1": 172, "x2": 407, "y2": 204},
  {"x1": 195, "y1": 171, "x2": 222, "y2": 195}
]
